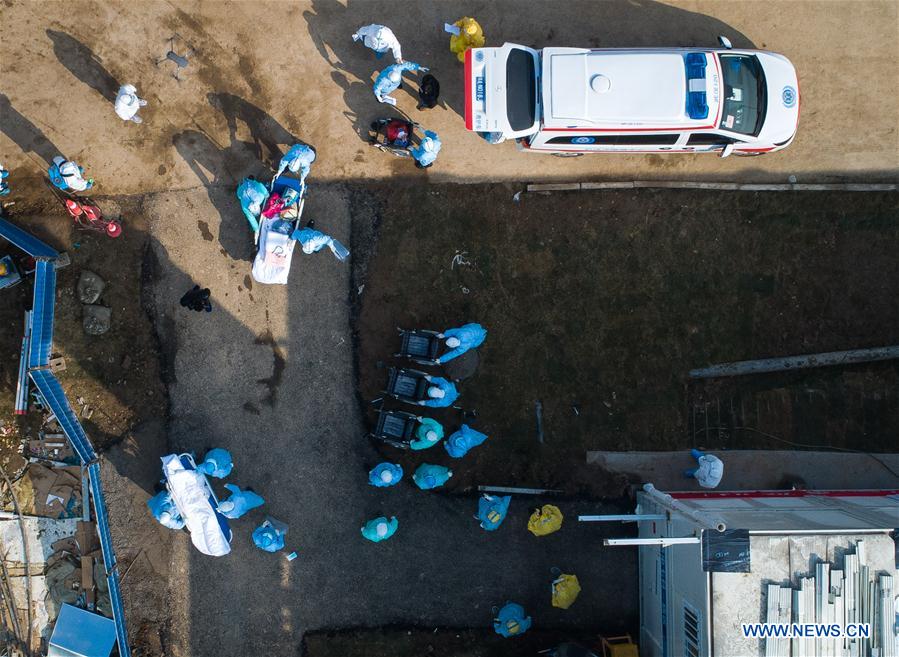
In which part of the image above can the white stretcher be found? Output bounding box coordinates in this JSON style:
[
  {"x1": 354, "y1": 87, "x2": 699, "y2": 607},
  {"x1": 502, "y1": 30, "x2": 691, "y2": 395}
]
[{"x1": 162, "y1": 453, "x2": 232, "y2": 557}]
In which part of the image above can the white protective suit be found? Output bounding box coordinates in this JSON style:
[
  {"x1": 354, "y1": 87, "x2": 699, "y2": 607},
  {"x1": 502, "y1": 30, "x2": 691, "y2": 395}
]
[
  {"x1": 162, "y1": 454, "x2": 231, "y2": 556},
  {"x1": 53, "y1": 156, "x2": 91, "y2": 192},
  {"x1": 114, "y1": 84, "x2": 147, "y2": 123},
  {"x1": 694, "y1": 454, "x2": 724, "y2": 489},
  {"x1": 352, "y1": 24, "x2": 402, "y2": 62}
]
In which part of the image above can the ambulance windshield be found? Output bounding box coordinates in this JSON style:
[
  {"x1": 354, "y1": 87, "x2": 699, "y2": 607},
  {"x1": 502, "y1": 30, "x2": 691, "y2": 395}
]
[{"x1": 506, "y1": 48, "x2": 537, "y2": 131}]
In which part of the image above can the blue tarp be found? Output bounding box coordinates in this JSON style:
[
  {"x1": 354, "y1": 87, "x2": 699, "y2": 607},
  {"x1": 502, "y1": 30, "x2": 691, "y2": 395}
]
[
  {"x1": 0, "y1": 215, "x2": 58, "y2": 259},
  {"x1": 29, "y1": 260, "x2": 56, "y2": 367}
]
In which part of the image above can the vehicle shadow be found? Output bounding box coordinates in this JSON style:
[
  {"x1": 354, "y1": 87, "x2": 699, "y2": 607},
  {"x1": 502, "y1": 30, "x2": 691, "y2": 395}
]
[
  {"x1": 303, "y1": 0, "x2": 756, "y2": 122},
  {"x1": 46, "y1": 30, "x2": 120, "y2": 103},
  {"x1": 0, "y1": 93, "x2": 64, "y2": 165}
]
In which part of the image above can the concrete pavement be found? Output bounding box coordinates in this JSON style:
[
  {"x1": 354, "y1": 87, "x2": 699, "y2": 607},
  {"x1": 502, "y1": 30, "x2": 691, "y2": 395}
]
[
  {"x1": 587, "y1": 450, "x2": 899, "y2": 491},
  {"x1": 1, "y1": 0, "x2": 897, "y2": 197}
]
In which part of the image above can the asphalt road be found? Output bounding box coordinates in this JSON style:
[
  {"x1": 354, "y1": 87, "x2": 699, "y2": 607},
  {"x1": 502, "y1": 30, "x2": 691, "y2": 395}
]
[{"x1": 1, "y1": 0, "x2": 897, "y2": 195}]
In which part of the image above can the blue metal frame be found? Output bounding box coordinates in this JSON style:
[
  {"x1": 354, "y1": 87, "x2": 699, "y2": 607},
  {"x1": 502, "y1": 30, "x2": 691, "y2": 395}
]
[
  {"x1": 29, "y1": 370, "x2": 96, "y2": 463},
  {"x1": 29, "y1": 260, "x2": 56, "y2": 368},
  {"x1": 7, "y1": 215, "x2": 130, "y2": 657},
  {"x1": 0, "y1": 215, "x2": 59, "y2": 259}
]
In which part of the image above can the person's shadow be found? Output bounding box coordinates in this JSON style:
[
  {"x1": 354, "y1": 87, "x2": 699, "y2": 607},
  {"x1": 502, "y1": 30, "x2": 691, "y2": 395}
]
[
  {"x1": 0, "y1": 93, "x2": 63, "y2": 165},
  {"x1": 207, "y1": 93, "x2": 299, "y2": 170},
  {"x1": 46, "y1": 30, "x2": 120, "y2": 103},
  {"x1": 303, "y1": 0, "x2": 756, "y2": 122},
  {"x1": 173, "y1": 95, "x2": 308, "y2": 261}
]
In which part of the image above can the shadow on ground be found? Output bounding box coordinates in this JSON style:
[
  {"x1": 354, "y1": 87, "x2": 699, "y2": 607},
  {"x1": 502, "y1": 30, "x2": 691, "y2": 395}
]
[
  {"x1": 172, "y1": 94, "x2": 320, "y2": 261},
  {"x1": 46, "y1": 30, "x2": 120, "y2": 103},
  {"x1": 302, "y1": 0, "x2": 756, "y2": 122}
]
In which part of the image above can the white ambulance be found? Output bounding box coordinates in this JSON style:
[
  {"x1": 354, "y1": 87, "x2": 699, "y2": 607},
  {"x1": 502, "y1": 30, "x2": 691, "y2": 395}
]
[{"x1": 464, "y1": 38, "x2": 799, "y2": 156}]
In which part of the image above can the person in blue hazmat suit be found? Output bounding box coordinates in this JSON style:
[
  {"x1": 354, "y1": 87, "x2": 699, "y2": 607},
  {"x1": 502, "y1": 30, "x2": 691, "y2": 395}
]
[
  {"x1": 409, "y1": 417, "x2": 444, "y2": 450},
  {"x1": 477, "y1": 494, "x2": 511, "y2": 531},
  {"x1": 217, "y1": 484, "x2": 264, "y2": 519},
  {"x1": 368, "y1": 462, "x2": 403, "y2": 487},
  {"x1": 417, "y1": 374, "x2": 459, "y2": 408},
  {"x1": 253, "y1": 518, "x2": 287, "y2": 552},
  {"x1": 436, "y1": 323, "x2": 487, "y2": 364},
  {"x1": 197, "y1": 448, "x2": 233, "y2": 479},
  {"x1": 494, "y1": 602, "x2": 532, "y2": 638},
  {"x1": 147, "y1": 490, "x2": 185, "y2": 530},
  {"x1": 444, "y1": 424, "x2": 488, "y2": 458},
  {"x1": 373, "y1": 61, "x2": 428, "y2": 106},
  {"x1": 409, "y1": 130, "x2": 441, "y2": 169},
  {"x1": 273, "y1": 143, "x2": 316, "y2": 186},
  {"x1": 412, "y1": 463, "x2": 452, "y2": 490},
  {"x1": 361, "y1": 516, "x2": 398, "y2": 542},
  {"x1": 291, "y1": 222, "x2": 350, "y2": 261},
  {"x1": 0, "y1": 165, "x2": 9, "y2": 196}
]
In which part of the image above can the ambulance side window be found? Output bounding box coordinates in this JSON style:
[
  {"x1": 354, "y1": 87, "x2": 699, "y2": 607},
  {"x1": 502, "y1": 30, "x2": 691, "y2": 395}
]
[
  {"x1": 687, "y1": 133, "x2": 739, "y2": 146},
  {"x1": 546, "y1": 134, "x2": 679, "y2": 146}
]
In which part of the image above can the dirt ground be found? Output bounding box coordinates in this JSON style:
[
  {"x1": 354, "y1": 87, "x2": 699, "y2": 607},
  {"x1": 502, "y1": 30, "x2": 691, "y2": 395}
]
[
  {"x1": 354, "y1": 187, "x2": 899, "y2": 492},
  {"x1": 304, "y1": 627, "x2": 603, "y2": 657},
  {"x1": 2, "y1": 0, "x2": 898, "y2": 193},
  {"x1": 0, "y1": 198, "x2": 166, "y2": 460}
]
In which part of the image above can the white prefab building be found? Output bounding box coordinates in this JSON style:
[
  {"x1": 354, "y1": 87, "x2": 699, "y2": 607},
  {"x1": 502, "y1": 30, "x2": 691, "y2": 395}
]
[{"x1": 629, "y1": 486, "x2": 899, "y2": 657}]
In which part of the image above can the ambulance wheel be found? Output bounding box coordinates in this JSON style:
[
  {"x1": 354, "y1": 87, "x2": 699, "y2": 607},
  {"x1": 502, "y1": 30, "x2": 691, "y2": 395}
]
[{"x1": 551, "y1": 152, "x2": 583, "y2": 158}]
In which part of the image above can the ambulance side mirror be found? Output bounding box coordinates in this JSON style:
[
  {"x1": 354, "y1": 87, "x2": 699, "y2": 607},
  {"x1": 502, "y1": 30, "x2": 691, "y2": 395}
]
[
  {"x1": 718, "y1": 36, "x2": 733, "y2": 49},
  {"x1": 720, "y1": 144, "x2": 735, "y2": 158}
]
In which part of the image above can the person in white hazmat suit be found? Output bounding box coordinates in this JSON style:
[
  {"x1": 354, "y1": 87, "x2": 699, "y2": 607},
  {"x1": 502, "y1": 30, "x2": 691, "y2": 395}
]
[
  {"x1": 352, "y1": 24, "x2": 403, "y2": 62},
  {"x1": 114, "y1": 84, "x2": 148, "y2": 123},
  {"x1": 684, "y1": 449, "x2": 724, "y2": 488}
]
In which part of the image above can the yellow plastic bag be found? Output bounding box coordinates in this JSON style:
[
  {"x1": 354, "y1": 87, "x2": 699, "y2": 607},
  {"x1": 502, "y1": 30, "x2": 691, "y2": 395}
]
[
  {"x1": 528, "y1": 504, "x2": 563, "y2": 536},
  {"x1": 449, "y1": 17, "x2": 485, "y2": 62},
  {"x1": 551, "y1": 573, "x2": 582, "y2": 609}
]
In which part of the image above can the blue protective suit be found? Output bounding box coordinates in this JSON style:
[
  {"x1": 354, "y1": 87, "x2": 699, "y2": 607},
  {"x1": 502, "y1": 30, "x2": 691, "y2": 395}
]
[
  {"x1": 373, "y1": 61, "x2": 424, "y2": 105},
  {"x1": 274, "y1": 144, "x2": 315, "y2": 184},
  {"x1": 147, "y1": 491, "x2": 185, "y2": 530},
  {"x1": 237, "y1": 177, "x2": 269, "y2": 234},
  {"x1": 419, "y1": 376, "x2": 459, "y2": 408},
  {"x1": 409, "y1": 417, "x2": 444, "y2": 450},
  {"x1": 494, "y1": 602, "x2": 532, "y2": 638},
  {"x1": 438, "y1": 323, "x2": 487, "y2": 363},
  {"x1": 0, "y1": 168, "x2": 9, "y2": 196},
  {"x1": 369, "y1": 462, "x2": 403, "y2": 487},
  {"x1": 444, "y1": 424, "x2": 488, "y2": 458},
  {"x1": 477, "y1": 494, "x2": 511, "y2": 531},
  {"x1": 198, "y1": 448, "x2": 233, "y2": 479},
  {"x1": 291, "y1": 228, "x2": 350, "y2": 261},
  {"x1": 253, "y1": 519, "x2": 287, "y2": 552},
  {"x1": 218, "y1": 484, "x2": 264, "y2": 519},
  {"x1": 361, "y1": 516, "x2": 398, "y2": 542},
  {"x1": 409, "y1": 130, "x2": 441, "y2": 168},
  {"x1": 412, "y1": 463, "x2": 452, "y2": 490}
]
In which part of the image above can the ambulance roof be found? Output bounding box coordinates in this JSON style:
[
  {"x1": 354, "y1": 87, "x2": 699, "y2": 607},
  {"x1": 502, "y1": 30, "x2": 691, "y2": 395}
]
[{"x1": 542, "y1": 48, "x2": 720, "y2": 129}]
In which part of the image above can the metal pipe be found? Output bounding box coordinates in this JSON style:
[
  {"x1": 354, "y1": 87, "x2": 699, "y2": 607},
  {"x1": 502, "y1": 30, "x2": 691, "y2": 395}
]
[
  {"x1": 477, "y1": 485, "x2": 562, "y2": 495},
  {"x1": 642, "y1": 484, "x2": 727, "y2": 532},
  {"x1": 578, "y1": 514, "x2": 666, "y2": 522},
  {"x1": 604, "y1": 537, "x2": 701, "y2": 546},
  {"x1": 689, "y1": 346, "x2": 899, "y2": 379}
]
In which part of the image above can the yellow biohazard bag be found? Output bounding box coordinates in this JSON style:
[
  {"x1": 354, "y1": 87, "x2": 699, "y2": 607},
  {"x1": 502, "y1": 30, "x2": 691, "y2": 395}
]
[{"x1": 528, "y1": 504, "x2": 563, "y2": 536}]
